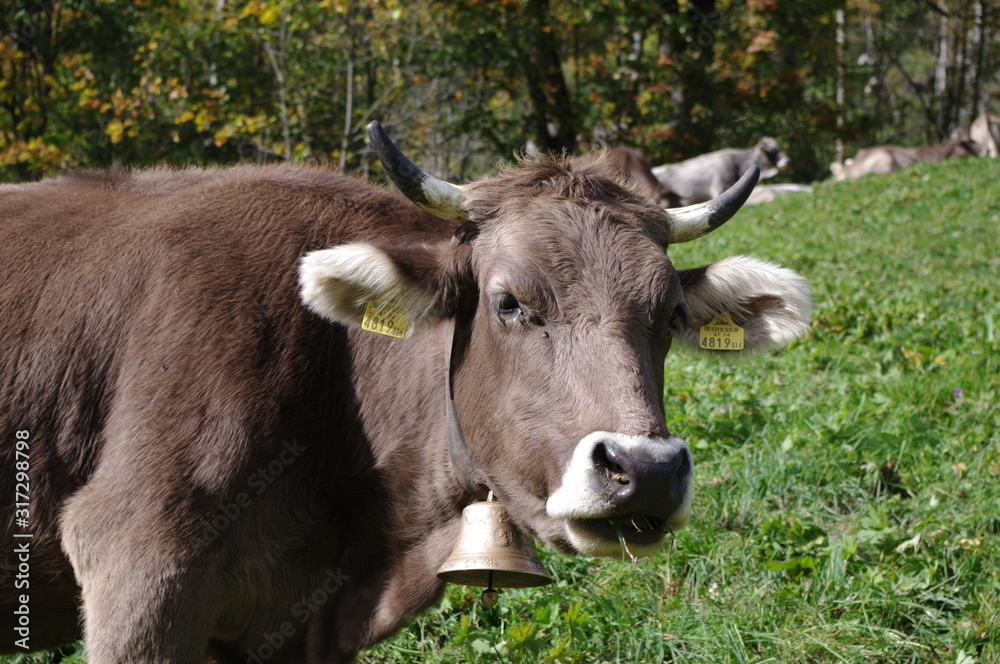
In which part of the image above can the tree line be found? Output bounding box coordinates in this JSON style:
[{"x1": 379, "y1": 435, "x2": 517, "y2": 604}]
[{"x1": 2, "y1": 0, "x2": 997, "y2": 184}]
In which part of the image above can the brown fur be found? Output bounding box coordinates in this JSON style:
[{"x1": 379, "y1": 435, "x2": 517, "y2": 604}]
[
  {"x1": 1, "y1": 157, "x2": 805, "y2": 662},
  {"x1": 2, "y1": 165, "x2": 464, "y2": 661},
  {"x1": 603, "y1": 147, "x2": 664, "y2": 203}
]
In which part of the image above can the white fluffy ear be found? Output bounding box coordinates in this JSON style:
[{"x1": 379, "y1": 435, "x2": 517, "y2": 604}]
[
  {"x1": 299, "y1": 243, "x2": 439, "y2": 336},
  {"x1": 675, "y1": 255, "x2": 811, "y2": 352}
]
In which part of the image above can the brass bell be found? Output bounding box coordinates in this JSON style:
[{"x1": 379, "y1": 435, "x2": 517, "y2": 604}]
[{"x1": 438, "y1": 496, "x2": 553, "y2": 593}]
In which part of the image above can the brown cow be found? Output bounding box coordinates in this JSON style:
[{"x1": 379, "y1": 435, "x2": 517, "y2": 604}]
[
  {"x1": 831, "y1": 137, "x2": 981, "y2": 181},
  {"x1": 0, "y1": 122, "x2": 810, "y2": 663},
  {"x1": 564, "y1": 146, "x2": 665, "y2": 204},
  {"x1": 603, "y1": 146, "x2": 663, "y2": 203}
]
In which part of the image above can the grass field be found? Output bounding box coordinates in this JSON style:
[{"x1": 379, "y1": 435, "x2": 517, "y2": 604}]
[{"x1": 8, "y1": 157, "x2": 999, "y2": 663}]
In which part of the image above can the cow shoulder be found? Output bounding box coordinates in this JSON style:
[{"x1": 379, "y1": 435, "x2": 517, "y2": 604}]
[{"x1": 674, "y1": 256, "x2": 811, "y2": 351}]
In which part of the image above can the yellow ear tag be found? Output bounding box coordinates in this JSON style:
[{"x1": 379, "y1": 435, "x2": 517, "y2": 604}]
[
  {"x1": 699, "y1": 311, "x2": 745, "y2": 351},
  {"x1": 362, "y1": 293, "x2": 409, "y2": 338}
]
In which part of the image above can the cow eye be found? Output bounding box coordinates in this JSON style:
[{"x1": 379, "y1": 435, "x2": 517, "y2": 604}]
[{"x1": 497, "y1": 292, "x2": 522, "y2": 317}]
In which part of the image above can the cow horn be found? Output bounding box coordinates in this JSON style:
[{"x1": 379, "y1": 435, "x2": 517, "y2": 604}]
[
  {"x1": 665, "y1": 165, "x2": 760, "y2": 244},
  {"x1": 366, "y1": 121, "x2": 468, "y2": 223}
]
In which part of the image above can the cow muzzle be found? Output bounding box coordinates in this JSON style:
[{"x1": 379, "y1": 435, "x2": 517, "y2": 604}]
[{"x1": 546, "y1": 432, "x2": 692, "y2": 558}]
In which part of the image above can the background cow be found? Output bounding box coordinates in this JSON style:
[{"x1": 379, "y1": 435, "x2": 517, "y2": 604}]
[
  {"x1": 603, "y1": 146, "x2": 663, "y2": 203},
  {"x1": 830, "y1": 136, "x2": 981, "y2": 181},
  {"x1": 0, "y1": 123, "x2": 810, "y2": 663},
  {"x1": 651, "y1": 137, "x2": 790, "y2": 206},
  {"x1": 970, "y1": 111, "x2": 1000, "y2": 158},
  {"x1": 563, "y1": 146, "x2": 664, "y2": 204},
  {"x1": 744, "y1": 183, "x2": 814, "y2": 206}
]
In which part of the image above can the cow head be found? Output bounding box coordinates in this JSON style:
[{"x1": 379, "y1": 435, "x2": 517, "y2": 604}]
[
  {"x1": 756, "y1": 137, "x2": 790, "y2": 178},
  {"x1": 299, "y1": 123, "x2": 810, "y2": 559}
]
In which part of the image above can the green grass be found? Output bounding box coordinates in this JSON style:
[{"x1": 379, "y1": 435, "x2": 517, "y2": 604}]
[{"x1": 8, "y1": 158, "x2": 999, "y2": 663}]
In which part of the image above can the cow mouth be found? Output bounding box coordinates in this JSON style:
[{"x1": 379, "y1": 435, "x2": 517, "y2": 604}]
[{"x1": 572, "y1": 514, "x2": 668, "y2": 548}]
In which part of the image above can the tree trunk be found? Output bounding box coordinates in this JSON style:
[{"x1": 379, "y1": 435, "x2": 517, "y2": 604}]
[
  {"x1": 666, "y1": 0, "x2": 717, "y2": 153},
  {"x1": 836, "y1": 7, "x2": 846, "y2": 164},
  {"x1": 340, "y1": 57, "x2": 355, "y2": 172},
  {"x1": 933, "y1": 3, "x2": 949, "y2": 139},
  {"x1": 517, "y1": 0, "x2": 578, "y2": 153},
  {"x1": 969, "y1": 1, "x2": 985, "y2": 119}
]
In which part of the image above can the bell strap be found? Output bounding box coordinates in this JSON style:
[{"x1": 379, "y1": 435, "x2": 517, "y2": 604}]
[{"x1": 444, "y1": 318, "x2": 491, "y2": 499}]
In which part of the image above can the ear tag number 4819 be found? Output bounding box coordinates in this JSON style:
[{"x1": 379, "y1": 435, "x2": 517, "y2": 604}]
[
  {"x1": 362, "y1": 293, "x2": 409, "y2": 338},
  {"x1": 699, "y1": 311, "x2": 744, "y2": 351}
]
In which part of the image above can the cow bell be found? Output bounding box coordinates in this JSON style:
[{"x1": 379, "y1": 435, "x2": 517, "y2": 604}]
[{"x1": 438, "y1": 497, "x2": 552, "y2": 605}]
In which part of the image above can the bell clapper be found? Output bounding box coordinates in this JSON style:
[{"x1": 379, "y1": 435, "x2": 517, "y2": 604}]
[
  {"x1": 480, "y1": 491, "x2": 500, "y2": 606},
  {"x1": 481, "y1": 571, "x2": 499, "y2": 608}
]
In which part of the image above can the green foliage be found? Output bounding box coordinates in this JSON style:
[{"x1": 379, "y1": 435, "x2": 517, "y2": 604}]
[{"x1": 3, "y1": 1, "x2": 999, "y2": 183}]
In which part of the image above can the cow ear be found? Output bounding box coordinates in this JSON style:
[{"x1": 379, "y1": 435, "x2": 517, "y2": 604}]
[
  {"x1": 674, "y1": 255, "x2": 811, "y2": 352},
  {"x1": 298, "y1": 240, "x2": 463, "y2": 336}
]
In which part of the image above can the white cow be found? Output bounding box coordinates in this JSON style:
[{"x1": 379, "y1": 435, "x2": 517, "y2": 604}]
[
  {"x1": 970, "y1": 112, "x2": 999, "y2": 158},
  {"x1": 652, "y1": 137, "x2": 789, "y2": 206}
]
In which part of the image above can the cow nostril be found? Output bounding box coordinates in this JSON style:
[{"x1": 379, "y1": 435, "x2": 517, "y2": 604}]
[
  {"x1": 590, "y1": 441, "x2": 608, "y2": 468},
  {"x1": 678, "y1": 447, "x2": 692, "y2": 479},
  {"x1": 592, "y1": 442, "x2": 630, "y2": 486}
]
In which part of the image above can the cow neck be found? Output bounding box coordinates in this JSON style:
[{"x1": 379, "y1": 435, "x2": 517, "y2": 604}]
[{"x1": 444, "y1": 317, "x2": 491, "y2": 500}]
